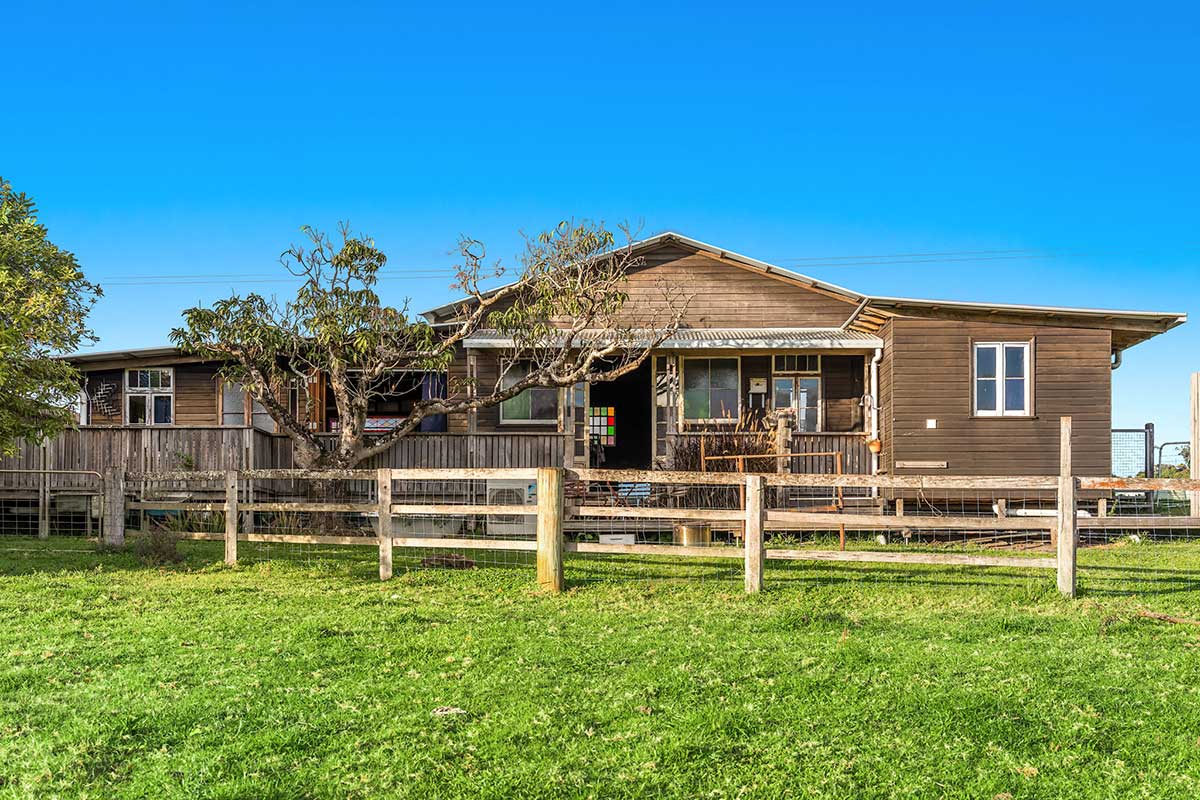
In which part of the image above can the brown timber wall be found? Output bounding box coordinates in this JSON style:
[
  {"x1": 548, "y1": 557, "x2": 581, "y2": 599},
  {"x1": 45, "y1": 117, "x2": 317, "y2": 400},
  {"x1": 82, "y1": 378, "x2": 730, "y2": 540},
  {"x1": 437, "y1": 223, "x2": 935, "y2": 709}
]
[
  {"x1": 612, "y1": 247, "x2": 857, "y2": 328},
  {"x1": 174, "y1": 364, "x2": 220, "y2": 425},
  {"x1": 885, "y1": 318, "x2": 1112, "y2": 476},
  {"x1": 878, "y1": 320, "x2": 894, "y2": 472}
]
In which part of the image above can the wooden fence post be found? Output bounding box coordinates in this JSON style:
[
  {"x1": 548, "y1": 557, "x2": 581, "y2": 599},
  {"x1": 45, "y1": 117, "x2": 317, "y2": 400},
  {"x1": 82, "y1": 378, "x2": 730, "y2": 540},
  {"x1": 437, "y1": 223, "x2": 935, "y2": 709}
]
[
  {"x1": 1191, "y1": 373, "x2": 1199, "y2": 517},
  {"x1": 536, "y1": 467, "x2": 564, "y2": 593},
  {"x1": 744, "y1": 474, "x2": 765, "y2": 593},
  {"x1": 224, "y1": 470, "x2": 239, "y2": 566},
  {"x1": 377, "y1": 468, "x2": 393, "y2": 581},
  {"x1": 774, "y1": 417, "x2": 788, "y2": 474},
  {"x1": 1056, "y1": 416, "x2": 1077, "y2": 598},
  {"x1": 103, "y1": 467, "x2": 125, "y2": 548},
  {"x1": 37, "y1": 442, "x2": 50, "y2": 539}
]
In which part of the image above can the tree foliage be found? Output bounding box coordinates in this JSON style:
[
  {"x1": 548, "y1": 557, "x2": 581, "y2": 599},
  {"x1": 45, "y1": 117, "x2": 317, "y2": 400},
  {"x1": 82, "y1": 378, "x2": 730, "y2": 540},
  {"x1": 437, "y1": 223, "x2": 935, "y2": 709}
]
[
  {"x1": 171, "y1": 221, "x2": 685, "y2": 468},
  {"x1": 0, "y1": 178, "x2": 100, "y2": 453}
]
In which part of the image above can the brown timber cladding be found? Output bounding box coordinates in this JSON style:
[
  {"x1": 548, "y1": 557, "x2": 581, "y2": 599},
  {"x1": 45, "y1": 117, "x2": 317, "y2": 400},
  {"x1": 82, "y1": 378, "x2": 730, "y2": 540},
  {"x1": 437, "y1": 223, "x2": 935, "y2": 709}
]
[
  {"x1": 883, "y1": 318, "x2": 1111, "y2": 476},
  {"x1": 610, "y1": 245, "x2": 856, "y2": 328},
  {"x1": 454, "y1": 244, "x2": 863, "y2": 433}
]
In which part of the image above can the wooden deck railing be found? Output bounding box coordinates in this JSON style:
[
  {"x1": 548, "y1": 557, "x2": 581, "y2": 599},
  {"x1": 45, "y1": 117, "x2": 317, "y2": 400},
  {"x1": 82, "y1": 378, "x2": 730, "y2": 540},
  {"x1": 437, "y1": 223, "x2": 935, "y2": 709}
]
[
  {"x1": 668, "y1": 431, "x2": 872, "y2": 474},
  {"x1": 2, "y1": 427, "x2": 569, "y2": 473}
]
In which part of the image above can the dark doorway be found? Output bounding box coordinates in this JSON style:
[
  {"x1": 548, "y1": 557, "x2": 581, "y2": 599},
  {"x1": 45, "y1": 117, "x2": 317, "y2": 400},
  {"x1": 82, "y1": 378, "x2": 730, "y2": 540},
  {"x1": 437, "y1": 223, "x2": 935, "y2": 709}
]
[{"x1": 588, "y1": 360, "x2": 653, "y2": 469}]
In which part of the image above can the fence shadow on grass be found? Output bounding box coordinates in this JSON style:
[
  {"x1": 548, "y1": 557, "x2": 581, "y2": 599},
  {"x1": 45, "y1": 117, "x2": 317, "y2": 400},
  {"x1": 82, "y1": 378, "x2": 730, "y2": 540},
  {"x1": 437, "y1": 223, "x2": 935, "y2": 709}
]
[
  {"x1": 766, "y1": 560, "x2": 1057, "y2": 590},
  {"x1": 564, "y1": 554, "x2": 742, "y2": 585}
]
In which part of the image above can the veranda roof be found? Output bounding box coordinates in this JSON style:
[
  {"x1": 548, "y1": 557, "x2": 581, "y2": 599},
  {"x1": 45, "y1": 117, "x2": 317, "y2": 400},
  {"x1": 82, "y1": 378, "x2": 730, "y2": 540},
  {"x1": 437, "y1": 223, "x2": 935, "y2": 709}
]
[{"x1": 462, "y1": 327, "x2": 884, "y2": 350}]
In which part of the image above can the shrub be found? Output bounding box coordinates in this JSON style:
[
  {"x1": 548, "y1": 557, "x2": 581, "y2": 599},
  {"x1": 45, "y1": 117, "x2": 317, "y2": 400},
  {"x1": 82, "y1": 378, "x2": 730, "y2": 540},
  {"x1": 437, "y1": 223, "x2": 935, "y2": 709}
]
[{"x1": 134, "y1": 528, "x2": 184, "y2": 565}]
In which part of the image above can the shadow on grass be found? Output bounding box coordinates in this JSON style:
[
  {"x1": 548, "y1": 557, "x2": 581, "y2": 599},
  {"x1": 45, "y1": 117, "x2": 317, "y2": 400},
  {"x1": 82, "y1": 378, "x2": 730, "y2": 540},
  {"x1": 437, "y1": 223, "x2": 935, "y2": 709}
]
[{"x1": 3, "y1": 536, "x2": 1198, "y2": 603}]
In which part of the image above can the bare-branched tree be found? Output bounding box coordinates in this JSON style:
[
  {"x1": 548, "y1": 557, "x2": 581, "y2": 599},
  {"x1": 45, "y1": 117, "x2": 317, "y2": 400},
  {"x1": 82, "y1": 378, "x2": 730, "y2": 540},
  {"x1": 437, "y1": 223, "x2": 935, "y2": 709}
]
[{"x1": 171, "y1": 221, "x2": 687, "y2": 469}]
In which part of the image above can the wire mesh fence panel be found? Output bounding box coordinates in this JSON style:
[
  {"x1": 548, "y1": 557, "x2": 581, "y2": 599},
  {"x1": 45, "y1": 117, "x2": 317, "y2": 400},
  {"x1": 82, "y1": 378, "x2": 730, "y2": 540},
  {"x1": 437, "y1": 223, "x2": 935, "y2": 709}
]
[
  {"x1": 0, "y1": 469, "x2": 105, "y2": 542},
  {"x1": 564, "y1": 471, "x2": 745, "y2": 585},
  {"x1": 387, "y1": 472, "x2": 537, "y2": 575},
  {"x1": 761, "y1": 474, "x2": 1058, "y2": 588},
  {"x1": 1112, "y1": 427, "x2": 1153, "y2": 478},
  {"x1": 1074, "y1": 476, "x2": 1200, "y2": 601},
  {"x1": 239, "y1": 470, "x2": 376, "y2": 570}
]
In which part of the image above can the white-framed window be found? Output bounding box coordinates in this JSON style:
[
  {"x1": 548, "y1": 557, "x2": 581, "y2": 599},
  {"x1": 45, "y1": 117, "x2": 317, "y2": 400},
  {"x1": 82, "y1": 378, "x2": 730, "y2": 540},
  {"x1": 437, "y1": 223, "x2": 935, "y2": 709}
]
[
  {"x1": 973, "y1": 342, "x2": 1032, "y2": 417},
  {"x1": 773, "y1": 376, "x2": 821, "y2": 432},
  {"x1": 125, "y1": 368, "x2": 174, "y2": 425},
  {"x1": 683, "y1": 358, "x2": 740, "y2": 422},
  {"x1": 771, "y1": 353, "x2": 821, "y2": 431},
  {"x1": 499, "y1": 362, "x2": 558, "y2": 424}
]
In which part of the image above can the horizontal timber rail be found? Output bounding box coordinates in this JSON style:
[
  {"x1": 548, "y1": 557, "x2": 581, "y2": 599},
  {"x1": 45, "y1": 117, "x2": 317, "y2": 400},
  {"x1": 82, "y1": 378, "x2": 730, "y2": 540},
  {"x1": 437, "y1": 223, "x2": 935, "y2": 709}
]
[
  {"x1": 1079, "y1": 477, "x2": 1200, "y2": 491},
  {"x1": 765, "y1": 510, "x2": 1053, "y2": 530},
  {"x1": 569, "y1": 468, "x2": 1060, "y2": 490},
  {"x1": 765, "y1": 549, "x2": 1057, "y2": 570}
]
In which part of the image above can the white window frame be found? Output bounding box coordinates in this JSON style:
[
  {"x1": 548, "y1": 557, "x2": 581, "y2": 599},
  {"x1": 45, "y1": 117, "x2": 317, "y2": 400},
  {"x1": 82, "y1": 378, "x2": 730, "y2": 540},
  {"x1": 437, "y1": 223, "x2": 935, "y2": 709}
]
[
  {"x1": 682, "y1": 357, "x2": 742, "y2": 423},
  {"x1": 499, "y1": 362, "x2": 559, "y2": 425},
  {"x1": 124, "y1": 368, "x2": 175, "y2": 426},
  {"x1": 771, "y1": 353, "x2": 822, "y2": 432},
  {"x1": 973, "y1": 342, "x2": 1032, "y2": 417},
  {"x1": 772, "y1": 375, "x2": 823, "y2": 432}
]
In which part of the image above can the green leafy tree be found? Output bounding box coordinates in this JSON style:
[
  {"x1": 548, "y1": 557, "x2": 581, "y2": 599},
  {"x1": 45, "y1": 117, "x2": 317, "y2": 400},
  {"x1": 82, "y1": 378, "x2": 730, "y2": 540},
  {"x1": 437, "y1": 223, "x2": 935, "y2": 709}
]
[
  {"x1": 171, "y1": 221, "x2": 685, "y2": 469},
  {"x1": 0, "y1": 178, "x2": 100, "y2": 453}
]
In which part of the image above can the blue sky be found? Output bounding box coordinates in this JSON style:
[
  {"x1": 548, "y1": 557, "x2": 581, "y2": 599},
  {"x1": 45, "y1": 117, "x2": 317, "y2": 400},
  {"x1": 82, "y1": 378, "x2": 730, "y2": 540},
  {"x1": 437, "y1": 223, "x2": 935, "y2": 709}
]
[{"x1": 4, "y1": 1, "x2": 1198, "y2": 440}]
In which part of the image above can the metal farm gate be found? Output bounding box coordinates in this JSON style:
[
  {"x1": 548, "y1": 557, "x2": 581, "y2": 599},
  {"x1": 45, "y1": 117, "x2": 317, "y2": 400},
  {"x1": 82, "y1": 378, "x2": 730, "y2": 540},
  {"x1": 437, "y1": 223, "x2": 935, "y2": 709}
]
[{"x1": 1111, "y1": 424, "x2": 1154, "y2": 478}]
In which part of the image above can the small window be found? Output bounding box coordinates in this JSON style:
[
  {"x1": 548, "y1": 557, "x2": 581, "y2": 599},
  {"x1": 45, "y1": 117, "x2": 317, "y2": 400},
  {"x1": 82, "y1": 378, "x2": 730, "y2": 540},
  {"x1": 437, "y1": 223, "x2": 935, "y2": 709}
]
[
  {"x1": 683, "y1": 358, "x2": 739, "y2": 421},
  {"x1": 125, "y1": 368, "x2": 174, "y2": 425},
  {"x1": 773, "y1": 354, "x2": 819, "y2": 373},
  {"x1": 500, "y1": 363, "x2": 558, "y2": 424},
  {"x1": 973, "y1": 342, "x2": 1031, "y2": 417},
  {"x1": 127, "y1": 368, "x2": 173, "y2": 390}
]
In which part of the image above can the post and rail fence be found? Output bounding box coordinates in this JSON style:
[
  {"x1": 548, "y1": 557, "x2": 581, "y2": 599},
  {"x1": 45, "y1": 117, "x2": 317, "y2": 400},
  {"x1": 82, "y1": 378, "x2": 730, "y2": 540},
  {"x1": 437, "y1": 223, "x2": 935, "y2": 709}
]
[
  {"x1": 67, "y1": 416, "x2": 1200, "y2": 599},
  {"x1": 4, "y1": 371, "x2": 1199, "y2": 599}
]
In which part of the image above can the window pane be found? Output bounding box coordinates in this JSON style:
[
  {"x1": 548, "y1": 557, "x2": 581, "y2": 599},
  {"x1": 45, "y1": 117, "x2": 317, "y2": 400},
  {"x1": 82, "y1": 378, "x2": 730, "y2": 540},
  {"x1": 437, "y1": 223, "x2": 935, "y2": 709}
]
[
  {"x1": 158, "y1": 370, "x2": 172, "y2": 389},
  {"x1": 1004, "y1": 345, "x2": 1025, "y2": 379},
  {"x1": 222, "y1": 384, "x2": 245, "y2": 425},
  {"x1": 148, "y1": 370, "x2": 161, "y2": 389},
  {"x1": 683, "y1": 388, "x2": 709, "y2": 420},
  {"x1": 153, "y1": 395, "x2": 173, "y2": 425},
  {"x1": 773, "y1": 378, "x2": 793, "y2": 410},
  {"x1": 251, "y1": 399, "x2": 275, "y2": 432},
  {"x1": 504, "y1": 367, "x2": 528, "y2": 391},
  {"x1": 797, "y1": 378, "x2": 819, "y2": 409},
  {"x1": 710, "y1": 388, "x2": 738, "y2": 419},
  {"x1": 710, "y1": 360, "x2": 738, "y2": 390},
  {"x1": 684, "y1": 361, "x2": 709, "y2": 393},
  {"x1": 128, "y1": 395, "x2": 148, "y2": 424},
  {"x1": 530, "y1": 388, "x2": 557, "y2": 420},
  {"x1": 796, "y1": 407, "x2": 818, "y2": 432},
  {"x1": 975, "y1": 346, "x2": 997, "y2": 379},
  {"x1": 1005, "y1": 378, "x2": 1025, "y2": 413},
  {"x1": 976, "y1": 379, "x2": 997, "y2": 412},
  {"x1": 501, "y1": 391, "x2": 530, "y2": 421}
]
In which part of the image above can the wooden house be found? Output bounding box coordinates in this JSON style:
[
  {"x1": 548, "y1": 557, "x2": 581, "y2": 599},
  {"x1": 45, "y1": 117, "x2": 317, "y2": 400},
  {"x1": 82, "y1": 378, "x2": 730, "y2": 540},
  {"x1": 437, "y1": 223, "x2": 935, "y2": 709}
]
[{"x1": 63, "y1": 232, "x2": 1185, "y2": 477}]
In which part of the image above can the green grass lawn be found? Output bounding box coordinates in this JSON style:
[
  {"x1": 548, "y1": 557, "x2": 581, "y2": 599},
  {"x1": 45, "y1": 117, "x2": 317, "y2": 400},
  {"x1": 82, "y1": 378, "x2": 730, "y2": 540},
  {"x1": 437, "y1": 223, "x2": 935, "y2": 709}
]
[{"x1": 1, "y1": 537, "x2": 1199, "y2": 799}]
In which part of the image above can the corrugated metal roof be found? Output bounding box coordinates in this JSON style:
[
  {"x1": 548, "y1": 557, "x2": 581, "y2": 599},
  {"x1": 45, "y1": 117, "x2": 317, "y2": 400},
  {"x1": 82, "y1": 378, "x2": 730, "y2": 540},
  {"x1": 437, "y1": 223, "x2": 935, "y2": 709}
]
[{"x1": 463, "y1": 327, "x2": 884, "y2": 349}]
